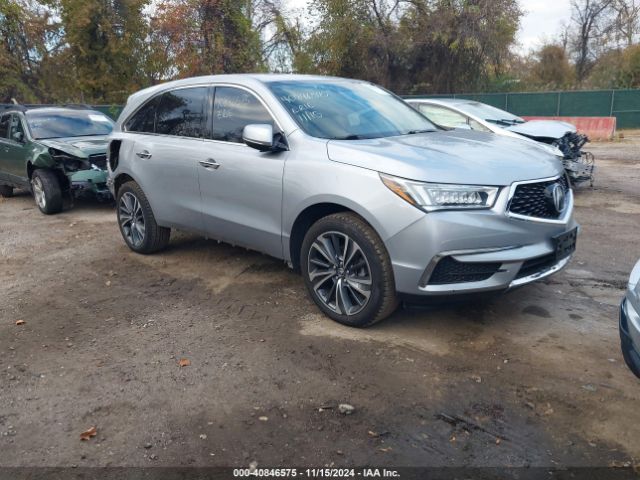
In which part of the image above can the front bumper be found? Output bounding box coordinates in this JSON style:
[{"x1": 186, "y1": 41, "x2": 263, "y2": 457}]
[
  {"x1": 69, "y1": 169, "x2": 113, "y2": 201},
  {"x1": 620, "y1": 298, "x2": 640, "y2": 379},
  {"x1": 386, "y1": 185, "x2": 578, "y2": 296}
]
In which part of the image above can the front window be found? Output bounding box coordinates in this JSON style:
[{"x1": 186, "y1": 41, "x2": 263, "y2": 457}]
[
  {"x1": 212, "y1": 86, "x2": 275, "y2": 143},
  {"x1": 268, "y1": 80, "x2": 436, "y2": 140},
  {"x1": 415, "y1": 104, "x2": 469, "y2": 129},
  {"x1": 26, "y1": 110, "x2": 114, "y2": 139},
  {"x1": 455, "y1": 102, "x2": 524, "y2": 125}
]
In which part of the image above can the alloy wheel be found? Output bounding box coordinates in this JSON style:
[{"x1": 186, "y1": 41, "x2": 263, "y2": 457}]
[
  {"x1": 119, "y1": 192, "x2": 146, "y2": 247},
  {"x1": 32, "y1": 177, "x2": 46, "y2": 209},
  {"x1": 307, "y1": 231, "x2": 372, "y2": 316}
]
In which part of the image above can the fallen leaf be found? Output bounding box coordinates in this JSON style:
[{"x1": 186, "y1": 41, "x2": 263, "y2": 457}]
[
  {"x1": 258, "y1": 416, "x2": 268, "y2": 422},
  {"x1": 178, "y1": 359, "x2": 191, "y2": 367},
  {"x1": 15, "y1": 320, "x2": 25, "y2": 326},
  {"x1": 378, "y1": 447, "x2": 392, "y2": 452},
  {"x1": 495, "y1": 438, "x2": 501, "y2": 445},
  {"x1": 80, "y1": 426, "x2": 97, "y2": 441},
  {"x1": 368, "y1": 430, "x2": 380, "y2": 438}
]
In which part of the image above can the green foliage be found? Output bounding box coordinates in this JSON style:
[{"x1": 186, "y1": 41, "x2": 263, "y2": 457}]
[{"x1": 528, "y1": 45, "x2": 575, "y2": 90}]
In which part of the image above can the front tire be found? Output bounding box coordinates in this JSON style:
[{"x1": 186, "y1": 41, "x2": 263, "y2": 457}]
[
  {"x1": 116, "y1": 181, "x2": 170, "y2": 254},
  {"x1": 31, "y1": 169, "x2": 63, "y2": 214},
  {"x1": 301, "y1": 212, "x2": 398, "y2": 327},
  {"x1": 0, "y1": 184, "x2": 13, "y2": 198}
]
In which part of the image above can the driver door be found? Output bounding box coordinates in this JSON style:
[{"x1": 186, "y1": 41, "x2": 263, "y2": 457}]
[
  {"x1": 4, "y1": 114, "x2": 29, "y2": 180},
  {"x1": 198, "y1": 86, "x2": 287, "y2": 259}
]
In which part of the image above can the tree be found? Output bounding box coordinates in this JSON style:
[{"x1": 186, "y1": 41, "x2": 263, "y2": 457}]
[
  {"x1": 611, "y1": 0, "x2": 640, "y2": 46},
  {"x1": 56, "y1": 0, "x2": 150, "y2": 103},
  {"x1": 0, "y1": 0, "x2": 68, "y2": 102},
  {"x1": 569, "y1": 0, "x2": 614, "y2": 82},
  {"x1": 399, "y1": 0, "x2": 522, "y2": 93},
  {"x1": 529, "y1": 44, "x2": 575, "y2": 89},
  {"x1": 148, "y1": 0, "x2": 263, "y2": 79}
]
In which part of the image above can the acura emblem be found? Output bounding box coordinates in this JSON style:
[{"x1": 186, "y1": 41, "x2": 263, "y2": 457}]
[{"x1": 545, "y1": 183, "x2": 566, "y2": 214}]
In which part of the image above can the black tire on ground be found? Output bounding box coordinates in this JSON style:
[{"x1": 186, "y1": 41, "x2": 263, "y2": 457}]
[
  {"x1": 0, "y1": 184, "x2": 13, "y2": 198},
  {"x1": 31, "y1": 169, "x2": 63, "y2": 214},
  {"x1": 301, "y1": 212, "x2": 399, "y2": 327},
  {"x1": 116, "y1": 181, "x2": 170, "y2": 254}
]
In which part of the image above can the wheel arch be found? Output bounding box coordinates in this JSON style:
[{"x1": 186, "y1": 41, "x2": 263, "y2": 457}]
[
  {"x1": 113, "y1": 172, "x2": 136, "y2": 196},
  {"x1": 287, "y1": 201, "x2": 384, "y2": 271}
]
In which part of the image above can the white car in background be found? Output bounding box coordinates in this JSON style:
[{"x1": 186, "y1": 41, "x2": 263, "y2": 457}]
[{"x1": 406, "y1": 98, "x2": 594, "y2": 185}]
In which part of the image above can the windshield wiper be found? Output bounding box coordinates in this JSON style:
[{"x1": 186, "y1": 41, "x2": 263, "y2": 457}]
[
  {"x1": 486, "y1": 118, "x2": 520, "y2": 126},
  {"x1": 405, "y1": 129, "x2": 435, "y2": 135},
  {"x1": 332, "y1": 134, "x2": 366, "y2": 140}
]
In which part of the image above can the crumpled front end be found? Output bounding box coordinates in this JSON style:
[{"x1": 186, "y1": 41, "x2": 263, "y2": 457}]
[
  {"x1": 34, "y1": 139, "x2": 113, "y2": 202},
  {"x1": 69, "y1": 168, "x2": 111, "y2": 201},
  {"x1": 507, "y1": 122, "x2": 595, "y2": 186}
]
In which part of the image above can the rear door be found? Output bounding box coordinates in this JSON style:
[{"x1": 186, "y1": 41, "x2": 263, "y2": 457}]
[
  {"x1": 125, "y1": 87, "x2": 211, "y2": 232},
  {"x1": 197, "y1": 85, "x2": 287, "y2": 258}
]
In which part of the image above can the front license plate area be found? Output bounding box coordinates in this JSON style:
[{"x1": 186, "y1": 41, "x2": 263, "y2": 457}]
[{"x1": 554, "y1": 227, "x2": 577, "y2": 261}]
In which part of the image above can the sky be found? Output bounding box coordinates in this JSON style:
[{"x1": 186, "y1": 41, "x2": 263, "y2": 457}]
[{"x1": 284, "y1": 0, "x2": 574, "y2": 54}]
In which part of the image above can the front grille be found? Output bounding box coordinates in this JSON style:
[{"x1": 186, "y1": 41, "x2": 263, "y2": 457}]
[
  {"x1": 508, "y1": 175, "x2": 569, "y2": 219},
  {"x1": 515, "y1": 253, "x2": 557, "y2": 279},
  {"x1": 429, "y1": 257, "x2": 501, "y2": 285},
  {"x1": 89, "y1": 153, "x2": 107, "y2": 170}
]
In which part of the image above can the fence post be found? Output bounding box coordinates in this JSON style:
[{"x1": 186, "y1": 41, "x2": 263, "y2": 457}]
[
  {"x1": 609, "y1": 90, "x2": 615, "y2": 116},
  {"x1": 556, "y1": 92, "x2": 561, "y2": 116}
]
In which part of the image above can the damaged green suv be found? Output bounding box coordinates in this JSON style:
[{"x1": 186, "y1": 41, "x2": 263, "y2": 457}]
[{"x1": 0, "y1": 105, "x2": 114, "y2": 214}]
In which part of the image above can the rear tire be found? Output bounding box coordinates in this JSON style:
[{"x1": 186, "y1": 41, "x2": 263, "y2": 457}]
[
  {"x1": 31, "y1": 169, "x2": 63, "y2": 214},
  {"x1": 116, "y1": 181, "x2": 170, "y2": 254},
  {"x1": 0, "y1": 185, "x2": 13, "y2": 198},
  {"x1": 301, "y1": 212, "x2": 398, "y2": 327}
]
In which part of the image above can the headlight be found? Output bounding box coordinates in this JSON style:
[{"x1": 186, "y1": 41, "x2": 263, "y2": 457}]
[
  {"x1": 380, "y1": 174, "x2": 499, "y2": 211},
  {"x1": 540, "y1": 143, "x2": 564, "y2": 158},
  {"x1": 630, "y1": 260, "x2": 640, "y2": 289}
]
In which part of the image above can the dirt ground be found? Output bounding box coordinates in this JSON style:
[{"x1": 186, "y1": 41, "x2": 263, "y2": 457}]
[{"x1": 1, "y1": 134, "x2": 639, "y2": 470}]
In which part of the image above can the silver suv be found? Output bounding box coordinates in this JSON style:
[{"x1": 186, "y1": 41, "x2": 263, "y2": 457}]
[{"x1": 108, "y1": 74, "x2": 578, "y2": 327}]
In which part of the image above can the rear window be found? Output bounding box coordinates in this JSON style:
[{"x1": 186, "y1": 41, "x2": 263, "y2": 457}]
[
  {"x1": 156, "y1": 87, "x2": 209, "y2": 138},
  {"x1": 125, "y1": 96, "x2": 160, "y2": 133}
]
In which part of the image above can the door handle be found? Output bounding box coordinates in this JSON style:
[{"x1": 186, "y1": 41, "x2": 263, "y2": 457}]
[
  {"x1": 136, "y1": 150, "x2": 152, "y2": 159},
  {"x1": 199, "y1": 159, "x2": 220, "y2": 170}
]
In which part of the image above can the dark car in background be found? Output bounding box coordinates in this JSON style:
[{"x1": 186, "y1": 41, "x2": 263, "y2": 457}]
[{"x1": 0, "y1": 105, "x2": 114, "y2": 214}]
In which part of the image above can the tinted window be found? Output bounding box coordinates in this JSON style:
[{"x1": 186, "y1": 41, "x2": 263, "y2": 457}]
[
  {"x1": 156, "y1": 87, "x2": 209, "y2": 138},
  {"x1": 213, "y1": 87, "x2": 274, "y2": 143},
  {"x1": 0, "y1": 115, "x2": 10, "y2": 139},
  {"x1": 9, "y1": 114, "x2": 25, "y2": 141},
  {"x1": 25, "y1": 110, "x2": 114, "y2": 139},
  {"x1": 416, "y1": 104, "x2": 468, "y2": 129},
  {"x1": 125, "y1": 96, "x2": 160, "y2": 133}
]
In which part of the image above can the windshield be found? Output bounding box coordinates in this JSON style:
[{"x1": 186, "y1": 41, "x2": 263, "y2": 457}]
[
  {"x1": 455, "y1": 102, "x2": 524, "y2": 125},
  {"x1": 268, "y1": 80, "x2": 437, "y2": 140},
  {"x1": 26, "y1": 110, "x2": 114, "y2": 139}
]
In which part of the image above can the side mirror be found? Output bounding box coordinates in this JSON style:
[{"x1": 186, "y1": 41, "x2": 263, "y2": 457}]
[
  {"x1": 242, "y1": 124, "x2": 287, "y2": 152},
  {"x1": 12, "y1": 131, "x2": 24, "y2": 143}
]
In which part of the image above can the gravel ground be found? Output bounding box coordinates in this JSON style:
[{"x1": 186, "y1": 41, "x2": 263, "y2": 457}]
[{"x1": 0, "y1": 135, "x2": 639, "y2": 469}]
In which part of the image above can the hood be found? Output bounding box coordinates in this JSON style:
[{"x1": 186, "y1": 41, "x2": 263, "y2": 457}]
[
  {"x1": 505, "y1": 120, "x2": 576, "y2": 140},
  {"x1": 38, "y1": 136, "x2": 109, "y2": 158},
  {"x1": 326, "y1": 129, "x2": 564, "y2": 186}
]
